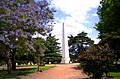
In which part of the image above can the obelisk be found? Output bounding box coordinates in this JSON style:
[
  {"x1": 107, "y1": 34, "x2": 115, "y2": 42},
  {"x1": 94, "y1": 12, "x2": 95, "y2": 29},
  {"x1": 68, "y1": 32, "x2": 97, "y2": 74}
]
[{"x1": 61, "y1": 23, "x2": 70, "y2": 63}]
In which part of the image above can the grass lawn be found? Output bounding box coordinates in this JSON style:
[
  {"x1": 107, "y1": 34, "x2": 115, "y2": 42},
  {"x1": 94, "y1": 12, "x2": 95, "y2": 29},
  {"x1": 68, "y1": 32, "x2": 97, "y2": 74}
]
[
  {"x1": 108, "y1": 72, "x2": 120, "y2": 79},
  {"x1": 78, "y1": 63, "x2": 120, "y2": 79},
  {"x1": 108, "y1": 65, "x2": 120, "y2": 79},
  {"x1": 0, "y1": 65, "x2": 54, "y2": 79},
  {"x1": 108, "y1": 63, "x2": 120, "y2": 79}
]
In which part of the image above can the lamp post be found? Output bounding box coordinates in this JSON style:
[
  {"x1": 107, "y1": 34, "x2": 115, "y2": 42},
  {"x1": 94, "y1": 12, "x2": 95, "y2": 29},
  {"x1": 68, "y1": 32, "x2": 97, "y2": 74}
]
[
  {"x1": 36, "y1": 32, "x2": 41, "y2": 72},
  {"x1": 37, "y1": 21, "x2": 55, "y2": 72}
]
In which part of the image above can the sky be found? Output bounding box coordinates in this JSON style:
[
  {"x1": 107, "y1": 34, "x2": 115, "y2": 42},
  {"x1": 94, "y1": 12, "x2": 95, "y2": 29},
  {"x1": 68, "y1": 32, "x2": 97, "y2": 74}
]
[{"x1": 50, "y1": 0, "x2": 101, "y2": 45}]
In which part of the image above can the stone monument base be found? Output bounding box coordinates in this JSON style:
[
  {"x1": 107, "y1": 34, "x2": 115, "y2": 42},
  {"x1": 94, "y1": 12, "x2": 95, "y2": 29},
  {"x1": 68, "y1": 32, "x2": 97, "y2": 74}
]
[{"x1": 61, "y1": 57, "x2": 70, "y2": 64}]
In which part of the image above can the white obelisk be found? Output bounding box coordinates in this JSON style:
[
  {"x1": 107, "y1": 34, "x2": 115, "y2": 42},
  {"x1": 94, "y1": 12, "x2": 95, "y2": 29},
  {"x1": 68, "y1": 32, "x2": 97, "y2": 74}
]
[{"x1": 61, "y1": 23, "x2": 70, "y2": 63}]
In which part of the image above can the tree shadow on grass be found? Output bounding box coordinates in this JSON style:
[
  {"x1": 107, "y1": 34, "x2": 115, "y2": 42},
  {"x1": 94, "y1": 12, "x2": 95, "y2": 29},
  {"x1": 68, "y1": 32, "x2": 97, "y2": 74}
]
[
  {"x1": 79, "y1": 76, "x2": 113, "y2": 79},
  {"x1": 0, "y1": 68, "x2": 37, "y2": 79},
  {"x1": 110, "y1": 64, "x2": 120, "y2": 72},
  {"x1": 0, "y1": 73, "x2": 21, "y2": 79},
  {"x1": 71, "y1": 66, "x2": 80, "y2": 70},
  {"x1": 16, "y1": 68, "x2": 37, "y2": 75},
  {"x1": 71, "y1": 65, "x2": 120, "y2": 79},
  {"x1": 78, "y1": 78, "x2": 90, "y2": 79},
  {"x1": 72, "y1": 66, "x2": 116, "y2": 79}
]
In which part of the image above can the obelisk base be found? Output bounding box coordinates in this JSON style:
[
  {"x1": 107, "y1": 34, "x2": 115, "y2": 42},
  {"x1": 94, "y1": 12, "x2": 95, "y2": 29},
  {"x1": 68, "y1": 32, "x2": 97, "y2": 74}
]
[{"x1": 61, "y1": 57, "x2": 70, "y2": 64}]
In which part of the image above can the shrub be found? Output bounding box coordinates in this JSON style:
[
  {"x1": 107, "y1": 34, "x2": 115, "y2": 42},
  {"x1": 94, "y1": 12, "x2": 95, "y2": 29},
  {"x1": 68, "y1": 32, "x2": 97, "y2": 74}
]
[{"x1": 79, "y1": 44, "x2": 114, "y2": 79}]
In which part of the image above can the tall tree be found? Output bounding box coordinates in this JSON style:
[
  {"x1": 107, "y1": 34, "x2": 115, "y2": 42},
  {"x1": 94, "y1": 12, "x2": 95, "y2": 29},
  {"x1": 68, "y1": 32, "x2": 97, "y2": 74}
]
[
  {"x1": 44, "y1": 33, "x2": 61, "y2": 64},
  {"x1": 0, "y1": 0, "x2": 55, "y2": 73},
  {"x1": 96, "y1": 0, "x2": 120, "y2": 37},
  {"x1": 68, "y1": 32, "x2": 94, "y2": 62},
  {"x1": 96, "y1": 0, "x2": 120, "y2": 61}
]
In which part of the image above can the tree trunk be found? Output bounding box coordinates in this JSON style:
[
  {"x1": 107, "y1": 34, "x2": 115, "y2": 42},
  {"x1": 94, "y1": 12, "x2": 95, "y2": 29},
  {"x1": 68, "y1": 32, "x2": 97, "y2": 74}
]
[
  {"x1": 12, "y1": 52, "x2": 16, "y2": 70},
  {"x1": 94, "y1": 73, "x2": 102, "y2": 79},
  {"x1": 7, "y1": 58, "x2": 12, "y2": 74},
  {"x1": 6, "y1": 51, "x2": 12, "y2": 74}
]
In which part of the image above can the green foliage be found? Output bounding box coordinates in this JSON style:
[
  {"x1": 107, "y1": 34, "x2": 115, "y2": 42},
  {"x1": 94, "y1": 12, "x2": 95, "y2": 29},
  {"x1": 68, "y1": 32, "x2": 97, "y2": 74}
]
[
  {"x1": 33, "y1": 37, "x2": 46, "y2": 53},
  {"x1": 68, "y1": 32, "x2": 94, "y2": 62},
  {"x1": 96, "y1": 0, "x2": 120, "y2": 63},
  {"x1": 16, "y1": 33, "x2": 61, "y2": 65},
  {"x1": 79, "y1": 44, "x2": 114, "y2": 79},
  {"x1": 96, "y1": 0, "x2": 120, "y2": 37},
  {"x1": 44, "y1": 33, "x2": 61, "y2": 64},
  {"x1": 32, "y1": 37, "x2": 46, "y2": 64},
  {"x1": 99, "y1": 35, "x2": 120, "y2": 62}
]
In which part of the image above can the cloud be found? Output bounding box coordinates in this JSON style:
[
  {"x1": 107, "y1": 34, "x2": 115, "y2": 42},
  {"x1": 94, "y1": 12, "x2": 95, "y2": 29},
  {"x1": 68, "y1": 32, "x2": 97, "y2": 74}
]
[
  {"x1": 92, "y1": 13, "x2": 98, "y2": 17},
  {"x1": 51, "y1": 0, "x2": 101, "y2": 44},
  {"x1": 52, "y1": 0, "x2": 100, "y2": 21}
]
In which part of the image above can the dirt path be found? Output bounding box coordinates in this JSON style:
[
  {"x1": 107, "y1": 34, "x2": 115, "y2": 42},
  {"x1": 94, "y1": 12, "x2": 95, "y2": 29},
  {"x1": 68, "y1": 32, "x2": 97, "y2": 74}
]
[{"x1": 22, "y1": 64, "x2": 89, "y2": 79}]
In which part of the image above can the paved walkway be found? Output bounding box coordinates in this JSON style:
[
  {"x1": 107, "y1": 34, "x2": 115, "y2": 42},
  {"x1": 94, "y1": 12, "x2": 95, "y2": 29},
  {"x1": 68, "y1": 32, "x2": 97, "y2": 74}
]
[{"x1": 22, "y1": 64, "x2": 89, "y2": 79}]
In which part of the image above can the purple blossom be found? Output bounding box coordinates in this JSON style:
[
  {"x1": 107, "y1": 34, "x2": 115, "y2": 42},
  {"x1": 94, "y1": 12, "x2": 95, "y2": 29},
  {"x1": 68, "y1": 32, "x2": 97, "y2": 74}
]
[
  {"x1": 9, "y1": 1, "x2": 14, "y2": 5},
  {"x1": 9, "y1": 31, "x2": 15, "y2": 35},
  {"x1": 8, "y1": 20, "x2": 13, "y2": 24},
  {"x1": 6, "y1": 13, "x2": 10, "y2": 16},
  {"x1": 27, "y1": 48, "x2": 30, "y2": 51},
  {"x1": 5, "y1": 38, "x2": 10, "y2": 42},
  {"x1": 14, "y1": 16, "x2": 19, "y2": 20},
  {"x1": 9, "y1": 44, "x2": 13, "y2": 49},
  {"x1": 38, "y1": 0, "x2": 48, "y2": 7},
  {"x1": 21, "y1": 35, "x2": 27, "y2": 39},
  {"x1": 20, "y1": 31, "x2": 24, "y2": 36},
  {"x1": 23, "y1": 26, "x2": 27, "y2": 30},
  {"x1": 26, "y1": 33, "x2": 31, "y2": 36},
  {"x1": 23, "y1": 18, "x2": 26, "y2": 22},
  {"x1": 15, "y1": 30, "x2": 19, "y2": 36},
  {"x1": 25, "y1": 42, "x2": 28, "y2": 45},
  {"x1": 0, "y1": 36, "x2": 4, "y2": 41},
  {"x1": 0, "y1": 0, "x2": 54, "y2": 51},
  {"x1": 14, "y1": 46, "x2": 19, "y2": 48}
]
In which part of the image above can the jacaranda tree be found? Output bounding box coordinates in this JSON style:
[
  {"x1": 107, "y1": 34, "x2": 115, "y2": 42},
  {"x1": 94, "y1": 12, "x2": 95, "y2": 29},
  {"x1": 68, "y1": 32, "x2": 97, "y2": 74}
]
[{"x1": 0, "y1": 0, "x2": 55, "y2": 73}]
